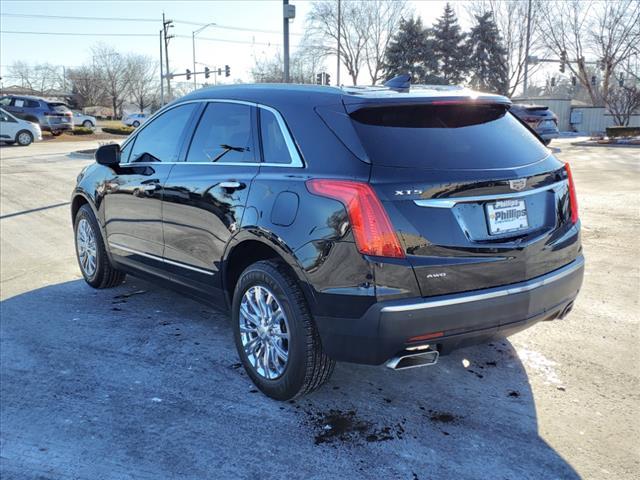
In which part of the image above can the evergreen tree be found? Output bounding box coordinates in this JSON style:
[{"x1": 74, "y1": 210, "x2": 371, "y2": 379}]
[
  {"x1": 431, "y1": 3, "x2": 469, "y2": 85},
  {"x1": 384, "y1": 16, "x2": 439, "y2": 83},
  {"x1": 467, "y1": 12, "x2": 509, "y2": 95}
]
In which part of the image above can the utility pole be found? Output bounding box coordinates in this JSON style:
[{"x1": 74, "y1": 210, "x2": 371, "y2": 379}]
[
  {"x1": 163, "y1": 13, "x2": 174, "y2": 98},
  {"x1": 283, "y1": 1, "x2": 296, "y2": 82},
  {"x1": 337, "y1": 0, "x2": 341, "y2": 86},
  {"x1": 159, "y1": 29, "x2": 165, "y2": 105},
  {"x1": 523, "y1": 0, "x2": 532, "y2": 97},
  {"x1": 283, "y1": 1, "x2": 290, "y2": 83}
]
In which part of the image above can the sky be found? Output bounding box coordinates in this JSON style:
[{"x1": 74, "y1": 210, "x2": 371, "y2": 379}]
[{"x1": 0, "y1": 0, "x2": 467, "y2": 87}]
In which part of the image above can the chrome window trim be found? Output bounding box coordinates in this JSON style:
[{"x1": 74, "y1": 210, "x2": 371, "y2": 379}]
[
  {"x1": 380, "y1": 255, "x2": 583, "y2": 313},
  {"x1": 120, "y1": 98, "x2": 304, "y2": 168},
  {"x1": 109, "y1": 242, "x2": 214, "y2": 276},
  {"x1": 413, "y1": 180, "x2": 567, "y2": 209}
]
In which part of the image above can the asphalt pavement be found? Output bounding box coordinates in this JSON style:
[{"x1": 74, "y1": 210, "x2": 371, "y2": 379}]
[{"x1": 0, "y1": 139, "x2": 638, "y2": 479}]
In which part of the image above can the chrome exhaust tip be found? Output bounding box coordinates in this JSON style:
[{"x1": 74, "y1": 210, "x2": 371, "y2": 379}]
[{"x1": 386, "y1": 349, "x2": 439, "y2": 370}]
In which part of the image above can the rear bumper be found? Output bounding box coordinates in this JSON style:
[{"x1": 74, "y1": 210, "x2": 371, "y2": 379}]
[{"x1": 316, "y1": 255, "x2": 584, "y2": 365}]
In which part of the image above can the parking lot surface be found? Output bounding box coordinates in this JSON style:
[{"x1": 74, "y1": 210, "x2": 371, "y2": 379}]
[{"x1": 1, "y1": 139, "x2": 638, "y2": 479}]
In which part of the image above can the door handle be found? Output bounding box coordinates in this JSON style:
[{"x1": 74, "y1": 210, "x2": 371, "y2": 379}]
[{"x1": 219, "y1": 181, "x2": 244, "y2": 190}]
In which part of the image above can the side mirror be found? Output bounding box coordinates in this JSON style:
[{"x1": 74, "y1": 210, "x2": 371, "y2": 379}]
[{"x1": 95, "y1": 143, "x2": 120, "y2": 166}]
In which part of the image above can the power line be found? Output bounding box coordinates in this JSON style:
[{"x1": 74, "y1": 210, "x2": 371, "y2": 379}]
[
  {"x1": 1, "y1": 12, "x2": 304, "y2": 36},
  {"x1": 0, "y1": 30, "x2": 294, "y2": 47}
]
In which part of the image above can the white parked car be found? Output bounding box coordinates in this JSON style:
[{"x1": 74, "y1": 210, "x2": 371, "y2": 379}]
[
  {"x1": 72, "y1": 111, "x2": 97, "y2": 128},
  {"x1": 0, "y1": 107, "x2": 42, "y2": 146},
  {"x1": 122, "y1": 113, "x2": 148, "y2": 128}
]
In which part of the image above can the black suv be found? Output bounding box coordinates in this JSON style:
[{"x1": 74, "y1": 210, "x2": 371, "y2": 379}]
[
  {"x1": 0, "y1": 95, "x2": 73, "y2": 135},
  {"x1": 71, "y1": 81, "x2": 583, "y2": 400}
]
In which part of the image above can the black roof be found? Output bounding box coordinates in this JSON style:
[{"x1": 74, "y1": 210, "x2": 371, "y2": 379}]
[{"x1": 178, "y1": 83, "x2": 511, "y2": 110}]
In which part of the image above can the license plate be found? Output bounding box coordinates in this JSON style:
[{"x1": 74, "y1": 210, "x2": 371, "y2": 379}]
[{"x1": 486, "y1": 199, "x2": 529, "y2": 235}]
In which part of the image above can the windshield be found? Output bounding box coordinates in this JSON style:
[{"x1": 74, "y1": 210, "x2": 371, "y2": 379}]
[{"x1": 350, "y1": 104, "x2": 549, "y2": 170}]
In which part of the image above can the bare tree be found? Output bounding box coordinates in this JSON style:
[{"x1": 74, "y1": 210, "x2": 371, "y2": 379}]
[
  {"x1": 307, "y1": 0, "x2": 409, "y2": 86},
  {"x1": 127, "y1": 54, "x2": 158, "y2": 113},
  {"x1": 307, "y1": 0, "x2": 368, "y2": 85},
  {"x1": 252, "y1": 36, "x2": 326, "y2": 84},
  {"x1": 362, "y1": 0, "x2": 408, "y2": 85},
  {"x1": 7, "y1": 62, "x2": 65, "y2": 94},
  {"x1": 67, "y1": 65, "x2": 105, "y2": 107},
  {"x1": 606, "y1": 85, "x2": 640, "y2": 126},
  {"x1": 539, "y1": 0, "x2": 640, "y2": 105},
  {"x1": 92, "y1": 44, "x2": 131, "y2": 118},
  {"x1": 466, "y1": 0, "x2": 545, "y2": 97}
]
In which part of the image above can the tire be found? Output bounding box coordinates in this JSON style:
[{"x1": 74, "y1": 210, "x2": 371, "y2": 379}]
[
  {"x1": 16, "y1": 130, "x2": 33, "y2": 146},
  {"x1": 132, "y1": 121, "x2": 140, "y2": 128},
  {"x1": 232, "y1": 260, "x2": 335, "y2": 400},
  {"x1": 74, "y1": 204, "x2": 125, "y2": 289},
  {"x1": 82, "y1": 120, "x2": 94, "y2": 128},
  {"x1": 51, "y1": 130, "x2": 63, "y2": 136}
]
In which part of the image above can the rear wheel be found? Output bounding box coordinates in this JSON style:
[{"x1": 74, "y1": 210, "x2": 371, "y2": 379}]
[
  {"x1": 51, "y1": 130, "x2": 63, "y2": 136},
  {"x1": 74, "y1": 204, "x2": 125, "y2": 288},
  {"x1": 232, "y1": 260, "x2": 335, "y2": 400},
  {"x1": 16, "y1": 130, "x2": 33, "y2": 146},
  {"x1": 82, "y1": 120, "x2": 94, "y2": 128}
]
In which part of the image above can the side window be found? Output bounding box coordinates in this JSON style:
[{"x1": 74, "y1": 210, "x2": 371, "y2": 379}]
[
  {"x1": 120, "y1": 140, "x2": 133, "y2": 163},
  {"x1": 26, "y1": 100, "x2": 39, "y2": 108},
  {"x1": 259, "y1": 108, "x2": 292, "y2": 164},
  {"x1": 0, "y1": 98, "x2": 12, "y2": 106},
  {"x1": 14, "y1": 99, "x2": 25, "y2": 108},
  {"x1": 129, "y1": 104, "x2": 196, "y2": 163},
  {"x1": 186, "y1": 102, "x2": 255, "y2": 163}
]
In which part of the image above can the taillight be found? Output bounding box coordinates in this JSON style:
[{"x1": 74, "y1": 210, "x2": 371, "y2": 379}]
[
  {"x1": 306, "y1": 179, "x2": 405, "y2": 258},
  {"x1": 565, "y1": 162, "x2": 579, "y2": 224}
]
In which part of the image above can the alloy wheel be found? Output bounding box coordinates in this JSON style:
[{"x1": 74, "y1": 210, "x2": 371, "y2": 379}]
[
  {"x1": 239, "y1": 285, "x2": 290, "y2": 380},
  {"x1": 76, "y1": 218, "x2": 97, "y2": 277}
]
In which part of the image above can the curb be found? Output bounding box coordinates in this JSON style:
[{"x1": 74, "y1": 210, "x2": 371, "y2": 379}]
[
  {"x1": 570, "y1": 141, "x2": 640, "y2": 148},
  {"x1": 68, "y1": 149, "x2": 96, "y2": 159}
]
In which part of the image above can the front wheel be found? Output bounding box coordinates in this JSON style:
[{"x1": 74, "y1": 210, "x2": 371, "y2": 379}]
[
  {"x1": 232, "y1": 260, "x2": 335, "y2": 400},
  {"x1": 51, "y1": 130, "x2": 63, "y2": 136},
  {"x1": 82, "y1": 120, "x2": 94, "y2": 128},
  {"x1": 74, "y1": 204, "x2": 125, "y2": 288},
  {"x1": 16, "y1": 130, "x2": 33, "y2": 146},
  {"x1": 132, "y1": 121, "x2": 140, "y2": 128}
]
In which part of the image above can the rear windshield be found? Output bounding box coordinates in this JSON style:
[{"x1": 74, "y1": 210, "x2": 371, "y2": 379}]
[
  {"x1": 47, "y1": 102, "x2": 70, "y2": 113},
  {"x1": 350, "y1": 104, "x2": 548, "y2": 169}
]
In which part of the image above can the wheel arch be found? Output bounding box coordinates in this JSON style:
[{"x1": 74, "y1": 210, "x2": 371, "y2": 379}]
[{"x1": 222, "y1": 231, "x2": 316, "y2": 312}]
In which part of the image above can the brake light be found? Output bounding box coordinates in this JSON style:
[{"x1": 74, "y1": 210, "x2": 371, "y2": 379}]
[
  {"x1": 306, "y1": 179, "x2": 405, "y2": 258},
  {"x1": 565, "y1": 162, "x2": 579, "y2": 224}
]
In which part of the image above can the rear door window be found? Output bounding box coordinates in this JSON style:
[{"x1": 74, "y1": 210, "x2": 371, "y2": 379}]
[
  {"x1": 259, "y1": 108, "x2": 292, "y2": 164},
  {"x1": 47, "y1": 103, "x2": 70, "y2": 113},
  {"x1": 350, "y1": 104, "x2": 549, "y2": 170}
]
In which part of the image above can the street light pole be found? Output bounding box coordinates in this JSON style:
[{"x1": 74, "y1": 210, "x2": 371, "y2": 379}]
[
  {"x1": 159, "y1": 29, "x2": 165, "y2": 105},
  {"x1": 337, "y1": 0, "x2": 341, "y2": 86},
  {"x1": 283, "y1": 0, "x2": 290, "y2": 83},
  {"x1": 523, "y1": 0, "x2": 532, "y2": 97},
  {"x1": 192, "y1": 23, "x2": 216, "y2": 90}
]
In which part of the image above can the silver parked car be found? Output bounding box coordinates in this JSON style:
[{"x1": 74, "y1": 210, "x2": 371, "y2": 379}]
[
  {"x1": 72, "y1": 111, "x2": 97, "y2": 128},
  {"x1": 0, "y1": 107, "x2": 42, "y2": 146},
  {"x1": 122, "y1": 113, "x2": 148, "y2": 128}
]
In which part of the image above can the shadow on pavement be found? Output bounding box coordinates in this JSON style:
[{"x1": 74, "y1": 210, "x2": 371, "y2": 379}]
[{"x1": 0, "y1": 278, "x2": 579, "y2": 480}]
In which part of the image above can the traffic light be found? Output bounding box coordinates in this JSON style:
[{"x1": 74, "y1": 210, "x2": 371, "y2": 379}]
[
  {"x1": 560, "y1": 50, "x2": 566, "y2": 73},
  {"x1": 619, "y1": 74, "x2": 624, "y2": 87},
  {"x1": 217, "y1": 68, "x2": 222, "y2": 76},
  {"x1": 571, "y1": 76, "x2": 577, "y2": 86},
  {"x1": 325, "y1": 73, "x2": 331, "y2": 86},
  {"x1": 186, "y1": 69, "x2": 191, "y2": 80},
  {"x1": 550, "y1": 77, "x2": 556, "y2": 87},
  {"x1": 225, "y1": 65, "x2": 230, "y2": 77},
  {"x1": 591, "y1": 75, "x2": 596, "y2": 86},
  {"x1": 204, "y1": 67, "x2": 210, "y2": 79},
  {"x1": 316, "y1": 73, "x2": 322, "y2": 85}
]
